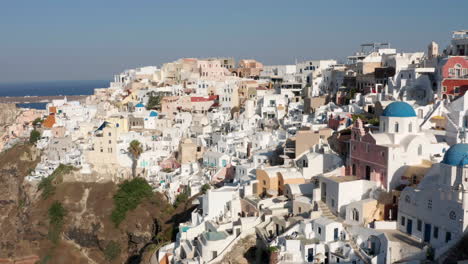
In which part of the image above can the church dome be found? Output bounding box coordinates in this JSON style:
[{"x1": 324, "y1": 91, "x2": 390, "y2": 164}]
[
  {"x1": 149, "y1": 111, "x2": 158, "y2": 117},
  {"x1": 135, "y1": 103, "x2": 144, "y2": 108},
  {"x1": 442, "y1": 144, "x2": 468, "y2": 167},
  {"x1": 382, "y1": 102, "x2": 416, "y2": 117}
]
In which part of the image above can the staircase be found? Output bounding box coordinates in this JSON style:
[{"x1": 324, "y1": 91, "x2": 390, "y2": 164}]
[
  {"x1": 316, "y1": 201, "x2": 371, "y2": 264},
  {"x1": 316, "y1": 201, "x2": 338, "y2": 221},
  {"x1": 344, "y1": 229, "x2": 371, "y2": 264}
]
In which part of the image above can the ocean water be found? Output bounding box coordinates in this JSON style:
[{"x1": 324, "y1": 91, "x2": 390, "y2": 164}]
[{"x1": 0, "y1": 80, "x2": 109, "y2": 109}]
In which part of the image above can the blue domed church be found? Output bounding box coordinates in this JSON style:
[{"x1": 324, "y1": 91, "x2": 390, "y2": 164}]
[
  {"x1": 398, "y1": 143, "x2": 468, "y2": 248},
  {"x1": 348, "y1": 101, "x2": 448, "y2": 190}
]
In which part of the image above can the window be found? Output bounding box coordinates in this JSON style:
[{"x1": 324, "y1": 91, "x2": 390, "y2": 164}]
[
  {"x1": 108, "y1": 132, "x2": 111, "y2": 136},
  {"x1": 434, "y1": 226, "x2": 439, "y2": 239},
  {"x1": 449, "y1": 211, "x2": 456, "y2": 220},
  {"x1": 428, "y1": 199, "x2": 432, "y2": 209},
  {"x1": 418, "y1": 145, "x2": 423, "y2": 156},
  {"x1": 318, "y1": 227, "x2": 322, "y2": 234},
  {"x1": 455, "y1": 86, "x2": 460, "y2": 94},
  {"x1": 418, "y1": 109, "x2": 423, "y2": 118},
  {"x1": 331, "y1": 199, "x2": 335, "y2": 208},
  {"x1": 352, "y1": 208, "x2": 359, "y2": 221},
  {"x1": 298, "y1": 207, "x2": 302, "y2": 213},
  {"x1": 395, "y1": 122, "x2": 399, "y2": 133},
  {"x1": 446, "y1": 232, "x2": 452, "y2": 242},
  {"x1": 443, "y1": 86, "x2": 447, "y2": 92},
  {"x1": 401, "y1": 216, "x2": 406, "y2": 226},
  {"x1": 408, "y1": 123, "x2": 412, "y2": 133},
  {"x1": 417, "y1": 220, "x2": 422, "y2": 231},
  {"x1": 455, "y1": 64, "x2": 462, "y2": 77}
]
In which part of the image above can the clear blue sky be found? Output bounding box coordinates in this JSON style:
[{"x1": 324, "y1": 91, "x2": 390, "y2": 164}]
[{"x1": 0, "y1": 0, "x2": 466, "y2": 83}]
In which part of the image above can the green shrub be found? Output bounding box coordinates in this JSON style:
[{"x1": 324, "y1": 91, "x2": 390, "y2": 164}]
[
  {"x1": 29, "y1": 130, "x2": 41, "y2": 144},
  {"x1": 174, "y1": 187, "x2": 190, "y2": 208},
  {"x1": 111, "y1": 178, "x2": 153, "y2": 227},
  {"x1": 48, "y1": 201, "x2": 66, "y2": 244},
  {"x1": 268, "y1": 246, "x2": 279, "y2": 252},
  {"x1": 38, "y1": 164, "x2": 76, "y2": 199},
  {"x1": 104, "y1": 241, "x2": 121, "y2": 261},
  {"x1": 146, "y1": 94, "x2": 162, "y2": 110},
  {"x1": 38, "y1": 175, "x2": 55, "y2": 200},
  {"x1": 201, "y1": 183, "x2": 211, "y2": 194}
]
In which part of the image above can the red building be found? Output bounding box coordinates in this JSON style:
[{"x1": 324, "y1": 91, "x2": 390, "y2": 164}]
[{"x1": 439, "y1": 56, "x2": 468, "y2": 100}]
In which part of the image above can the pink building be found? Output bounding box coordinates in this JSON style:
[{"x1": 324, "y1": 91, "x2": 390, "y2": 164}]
[
  {"x1": 348, "y1": 118, "x2": 388, "y2": 187},
  {"x1": 347, "y1": 102, "x2": 446, "y2": 190},
  {"x1": 234, "y1": 59, "x2": 264, "y2": 78},
  {"x1": 197, "y1": 59, "x2": 231, "y2": 79},
  {"x1": 160, "y1": 96, "x2": 191, "y2": 118}
]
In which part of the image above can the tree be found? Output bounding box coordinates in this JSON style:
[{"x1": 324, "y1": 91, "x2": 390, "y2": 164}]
[
  {"x1": 32, "y1": 117, "x2": 43, "y2": 127},
  {"x1": 128, "y1": 140, "x2": 143, "y2": 178},
  {"x1": 146, "y1": 94, "x2": 162, "y2": 110},
  {"x1": 29, "y1": 130, "x2": 41, "y2": 144}
]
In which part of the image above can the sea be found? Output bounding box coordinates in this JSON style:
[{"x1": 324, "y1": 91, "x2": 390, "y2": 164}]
[{"x1": 0, "y1": 80, "x2": 110, "y2": 109}]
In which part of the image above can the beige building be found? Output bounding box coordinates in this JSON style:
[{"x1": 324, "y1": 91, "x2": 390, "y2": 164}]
[
  {"x1": 107, "y1": 115, "x2": 129, "y2": 134},
  {"x1": 303, "y1": 96, "x2": 327, "y2": 114},
  {"x1": 86, "y1": 122, "x2": 119, "y2": 166},
  {"x1": 294, "y1": 128, "x2": 334, "y2": 157},
  {"x1": 178, "y1": 138, "x2": 202, "y2": 164}
]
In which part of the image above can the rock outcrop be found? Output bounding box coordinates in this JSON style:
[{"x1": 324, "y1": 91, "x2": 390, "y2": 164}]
[{"x1": 0, "y1": 143, "x2": 186, "y2": 264}]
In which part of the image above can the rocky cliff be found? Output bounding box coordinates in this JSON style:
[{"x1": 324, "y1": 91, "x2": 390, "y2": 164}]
[{"x1": 0, "y1": 143, "x2": 190, "y2": 264}]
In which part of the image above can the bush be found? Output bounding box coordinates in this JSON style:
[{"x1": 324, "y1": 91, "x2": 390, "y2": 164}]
[
  {"x1": 29, "y1": 130, "x2": 41, "y2": 144},
  {"x1": 111, "y1": 178, "x2": 153, "y2": 227},
  {"x1": 38, "y1": 164, "x2": 76, "y2": 199},
  {"x1": 146, "y1": 94, "x2": 162, "y2": 110},
  {"x1": 104, "y1": 241, "x2": 121, "y2": 261},
  {"x1": 48, "y1": 201, "x2": 66, "y2": 244},
  {"x1": 201, "y1": 184, "x2": 211, "y2": 194},
  {"x1": 174, "y1": 187, "x2": 190, "y2": 208},
  {"x1": 38, "y1": 175, "x2": 55, "y2": 200},
  {"x1": 268, "y1": 246, "x2": 279, "y2": 252}
]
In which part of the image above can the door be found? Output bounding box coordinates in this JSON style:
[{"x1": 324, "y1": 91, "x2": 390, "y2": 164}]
[
  {"x1": 334, "y1": 228, "x2": 339, "y2": 240},
  {"x1": 365, "y1": 166, "x2": 371, "y2": 180},
  {"x1": 406, "y1": 219, "x2": 413, "y2": 235},
  {"x1": 321, "y1": 182, "x2": 327, "y2": 202},
  {"x1": 424, "y1": 223, "x2": 431, "y2": 242},
  {"x1": 307, "y1": 248, "x2": 314, "y2": 262}
]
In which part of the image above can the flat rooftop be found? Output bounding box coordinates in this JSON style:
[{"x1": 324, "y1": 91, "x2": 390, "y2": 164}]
[{"x1": 325, "y1": 176, "x2": 359, "y2": 183}]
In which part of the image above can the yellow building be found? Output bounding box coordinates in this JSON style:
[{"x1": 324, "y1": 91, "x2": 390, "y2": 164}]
[{"x1": 257, "y1": 167, "x2": 305, "y2": 197}]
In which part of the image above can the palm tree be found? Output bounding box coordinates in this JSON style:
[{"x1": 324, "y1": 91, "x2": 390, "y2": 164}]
[{"x1": 128, "y1": 140, "x2": 143, "y2": 178}]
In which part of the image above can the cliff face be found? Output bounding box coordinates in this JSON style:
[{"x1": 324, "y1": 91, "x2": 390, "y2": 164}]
[
  {"x1": 0, "y1": 103, "x2": 20, "y2": 128},
  {"x1": 0, "y1": 144, "x2": 182, "y2": 264}
]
